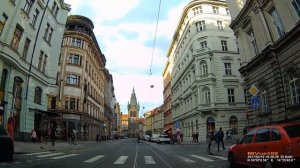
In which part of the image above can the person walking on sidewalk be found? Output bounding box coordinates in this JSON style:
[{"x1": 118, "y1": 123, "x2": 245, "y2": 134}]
[
  {"x1": 40, "y1": 129, "x2": 46, "y2": 149},
  {"x1": 31, "y1": 129, "x2": 37, "y2": 144},
  {"x1": 206, "y1": 130, "x2": 213, "y2": 153},
  {"x1": 216, "y1": 127, "x2": 225, "y2": 152},
  {"x1": 50, "y1": 126, "x2": 56, "y2": 146}
]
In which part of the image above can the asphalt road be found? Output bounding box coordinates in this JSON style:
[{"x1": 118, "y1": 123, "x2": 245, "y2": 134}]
[{"x1": 0, "y1": 139, "x2": 230, "y2": 168}]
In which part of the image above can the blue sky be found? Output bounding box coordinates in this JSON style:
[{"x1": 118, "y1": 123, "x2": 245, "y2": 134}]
[{"x1": 64, "y1": 0, "x2": 191, "y2": 116}]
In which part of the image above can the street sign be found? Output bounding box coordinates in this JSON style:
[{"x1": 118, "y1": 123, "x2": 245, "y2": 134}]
[
  {"x1": 175, "y1": 120, "x2": 179, "y2": 129},
  {"x1": 249, "y1": 85, "x2": 259, "y2": 96},
  {"x1": 251, "y1": 96, "x2": 260, "y2": 110}
]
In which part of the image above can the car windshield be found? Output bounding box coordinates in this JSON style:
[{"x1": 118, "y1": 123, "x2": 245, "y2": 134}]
[{"x1": 284, "y1": 125, "x2": 300, "y2": 138}]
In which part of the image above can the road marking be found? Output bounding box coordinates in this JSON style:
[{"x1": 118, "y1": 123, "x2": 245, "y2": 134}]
[
  {"x1": 144, "y1": 156, "x2": 156, "y2": 164},
  {"x1": 24, "y1": 152, "x2": 51, "y2": 156},
  {"x1": 83, "y1": 155, "x2": 105, "y2": 163},
  {"x1": 207, "y1": 155, "x2": 227, "y2": 160},
  {"x1": 190, "y1": 155, "x2": 214, "y2": 162},
  {"x1": 36, "y1": 153, "x2": 64, "y2": 158},
  {"x1": 114, "y1": 156, "x2": 128, "y2": 164},
  {"x1": 177, "y1": 156, "x2": 196, "y2": 163},
  {"x1": 51, "y1": 154, "x2": 78, "y2": 160}
]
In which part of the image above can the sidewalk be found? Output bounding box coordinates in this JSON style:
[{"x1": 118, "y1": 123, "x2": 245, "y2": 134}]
[{"x1": 13, "y1": 140, "x2": 95, "y2": 154}]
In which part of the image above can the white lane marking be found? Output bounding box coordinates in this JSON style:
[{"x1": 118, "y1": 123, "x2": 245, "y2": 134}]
[
  {"x1": 36, "y1": 153, "x2": 64, "y2": 158},
  {"x1": 190, "y1": 155, "x2": 214, "y2": 162},
  {"x1": 207, "y1": 155, "x2": 227, "y2": 160},
  {"x1": 24, "y1": 152, "x2": 51, "y2": 156},
  {"x1": 51, "y1": 154, "x2": 78, "y2": 160},
  {"x1": 144, "y1": 156, "x2": 156, "y2": 164},
  {"x1": 83, "y1": 155, "x2": 105, "y2": 163},
  {"x1": 177, "y1": 156, "x2": 196, "y2": 163},
  {"x1": 114, "y1": 156, "x2": 128, "y2": 164}
]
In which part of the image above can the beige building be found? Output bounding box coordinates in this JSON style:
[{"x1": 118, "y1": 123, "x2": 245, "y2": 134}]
[
  {"x1": 121, "y1": 114, "x2": 128, "y2": 137},
  {"x1": 0, "y1": 0, "x2": 70, "y2": 141},
  {"x1": 227, "y1": 0, "x2": 300, "y2": 125},
  {"x1": 162, "y1": 59, "x2": 173, "y2": 132},
  {"x1": 144, "y1": 110, "x2": 153, "y2": 136},
  {"x1": 168, "y1": 0, "x2": 247, "y2": 141},
  {"x1": 50, "y1": 15, "x2": 106, "y2": 140},
  {"x1": 152, "y1": 106, "x2": 164, "y2": 134}
]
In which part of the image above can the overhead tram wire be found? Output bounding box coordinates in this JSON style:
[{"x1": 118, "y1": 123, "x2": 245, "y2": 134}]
[{"x1": 148, "y1": 0, "x2": 162, "y2": 89}]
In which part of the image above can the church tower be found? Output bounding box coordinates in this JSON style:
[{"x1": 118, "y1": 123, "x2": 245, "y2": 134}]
[{"x1": 127, "y1": 87, "x2": 140, "y2": 118}]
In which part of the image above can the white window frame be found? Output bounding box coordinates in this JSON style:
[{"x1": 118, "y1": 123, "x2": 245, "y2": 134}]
[
  {"x1": 200, "y1": 41, "x2": 207, "y2": 49},
  {"x1": 224, "y1": 63, "x2": 232, "y2": 75},
  {"x1": 261, "y1": 91, "x2": 269, "y2": 113},
  {"x1": 228, "y1": 88, "x2": 235, "y2": 103},
  {"x1": 200, "y1": 61, "x2": 208, "y2": 75},
  {"x1": 290, "y1": 77, "x2": 300, "y2": 104},
  {"x1": 269, "y1": 8, "x2": 285, "y2": 37},
  {"x1": 193, "y1": 6, "x2": 203, "y2": 15},
  {"x1": 292, "y1": 0, "x2": 300, "y2": 18},
  {"x1": 203, "y1": 88, "x2": 211, "y2": 104},
  {"x1": 221, "y1": 40, "x2": 228, "y2": 51},
  {"x1": 195, "y1": 21, "x2": 206, "y2": 32},
  {"x1": 212, "y1": 6, "x2": 219, "y2": 14},
  {"x1": 217, "y1": 21, "x2": 224, "y2": 30},
  {"x1": 247, "y1": 29, "x2": 258, "y2": 54}
]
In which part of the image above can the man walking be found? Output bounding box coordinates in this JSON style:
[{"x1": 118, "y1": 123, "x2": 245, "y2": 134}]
[{"x1": 216, "y1": 127, "x2": 225, "y2": 151}]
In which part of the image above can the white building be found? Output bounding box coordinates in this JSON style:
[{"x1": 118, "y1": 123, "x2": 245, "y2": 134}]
[
  {"x1": 168, "y1": 0, "x2": 246, "y2": 142},
  {"x1": 0, "y1": 0, "x2": 70, "y2": 140}
]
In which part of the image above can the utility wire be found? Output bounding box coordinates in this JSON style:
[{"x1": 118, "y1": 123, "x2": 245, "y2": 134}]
[{"x1": 149, "y1": 0, "x2": 162, "y2": 77}]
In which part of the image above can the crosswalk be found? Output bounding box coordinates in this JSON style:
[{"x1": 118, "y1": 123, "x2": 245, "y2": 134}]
[{"x1": 0, "y1": 151, "x2": 227, "y2": 166}]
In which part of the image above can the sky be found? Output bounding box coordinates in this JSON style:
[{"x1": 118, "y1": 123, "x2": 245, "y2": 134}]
[{"x1": 64, "y1": 0, "x2": 191, "y2": 117}]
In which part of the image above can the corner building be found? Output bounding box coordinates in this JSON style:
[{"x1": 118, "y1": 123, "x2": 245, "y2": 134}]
[
  {"x1": 0, "y1": 0, "x2": 70, "y2": 140},
  {"x1": 50, "y1": 15, "x2": 106, "y2": 140},
  {"x1": 169, "y1": 0, "x2": 246, "y2": 142}
]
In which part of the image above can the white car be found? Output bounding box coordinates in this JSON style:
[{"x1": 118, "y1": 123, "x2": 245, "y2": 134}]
[{"x1": 157, "y1": 135, "x2": 170, "y2": 144}]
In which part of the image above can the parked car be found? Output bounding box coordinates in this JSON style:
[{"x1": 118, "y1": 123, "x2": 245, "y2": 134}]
[
  {"x1": 0, "y1": 126, "x2": 14, "y2": 161},
  {"x1": 144, "y1": 135, "x2": 150, "y2": 142},
  {"x1": 228, "y1": 123, "x2": 300, "y2": 168},
  {"x1": 157, "y1": 135, "x2": 171, "y2": 144},
  {"x1": 151, "y1": 134, "x2": 159, "y2": 142}
]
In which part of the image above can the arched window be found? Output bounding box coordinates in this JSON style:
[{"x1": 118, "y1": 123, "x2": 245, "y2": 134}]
[
  {"x1": 206, "y1": 117, "x2": 215, "y2": 132},
  {"x1": 200, "y1": 60, "x2": 208, "y2": 75},
  {"x1": 229, "y1": 115, "x2": 238, "y2": 134},
  {"x1": 202, "y1": 87, "x2": 210, "y2": 104},
  {"x1": 12, "y1": 76, "x2": 24, "y2": 132},
  {"x1": 34, "y1": 87, "x2": 42, "y2": 104}
]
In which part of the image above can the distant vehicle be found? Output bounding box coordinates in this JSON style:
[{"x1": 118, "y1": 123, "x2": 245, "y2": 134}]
[
  {"x1": 0, "y1": 126, "x2": 14, "y2": 161},
  {"x1": 151, "y1": 134, "x2": 159, "y2": 142},
  {"x1": 157, "y1": 135, "x2": 171, "y2": 144},
  {"x1": 144, "y1": 135, "x2": 150, "y2": 142},
  {"x1": 228, "y1": 123, "x2": 300, "y2": 168}
]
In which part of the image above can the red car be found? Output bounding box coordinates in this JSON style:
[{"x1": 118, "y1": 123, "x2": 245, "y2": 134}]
[
  {"x1": 228, "y1": 123, "x2": 300, "y2": 168},
  {"x1": 0, "y1": 126, "x2": 14, "y2": 161}
]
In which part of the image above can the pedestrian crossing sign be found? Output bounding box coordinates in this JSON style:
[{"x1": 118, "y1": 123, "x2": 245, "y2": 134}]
[{"x1": 251, "y1": 96, "x2": 260, "y2": 110}]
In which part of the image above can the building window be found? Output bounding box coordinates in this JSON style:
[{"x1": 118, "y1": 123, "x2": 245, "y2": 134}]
[
  {"x1": 195, "y1": 21, "x2": 206, "y2": 32},
  {"x1": 200, "y1": 60, "x2": 208, "y2": 75},
  {"x1": 43, "y1": 23, "x2": 53, "y2": 43},
  {"x1": 221, "y1": 40, "x2": 228, "y2": 51},
  {"x1": 217, "y1": 21, "x2": 224, "y2": 30},
  {"x1": 224, "y1": 63, "x2": 232, "y2": 75},
  {"x1": 43, "y1": 23, "x2": 49, "y2": 39},
  {"x1": 247, "y1": 29, "x2": 258, "y2": 54},
  {"x1": 34, "y1": 87, "x2": 42, "y2": 104},
  {"x1": 212, "y1": 6, "x2": 219, "y2": 14},
  {"x1": 70, "y1": 98, "x2": 76, "y2": 110},
  {"x1": 65, "y1": 97, "x2": 69, "y2": 109},
  {"x1": 23, "y1": 0, "x2": 35, "y2": 14},
  {"x1": 193, "y1": 6, "x2": 202, "y2": 15},
  {"x1": 0, "y1": 69, "x2": 8, "y2": 91},
  {"x1": 11, "y1": 25, "x2": 23, "y2": 50},
  {"x1": 68, "y1": 54, "x2": 80, "y2": 65},
  {"x1": 292, "y1": 0, "x2": 300, "y2": 18},
  {"x1": 290, "y1": 78, "x2": 300, "y2": 104},
  {"x1": 228, "y1": 88, "x2": 235, "y2": 103},
  {"x1": 66, "y1": 74, "x2": 80, "y2": 85},
  {"x1": 38, "y1": 51, "x2": 43, "y2": 70},
  {"x1": 12, "y1": 77, "x2": 24, "y2": 132},
  {"x1": 31, "y1": 9, "x2": 39, "y2": 27},
  {"x1": 0, "y1": 13, "x2": 8, "y2": 35},
  {"x1": 226, "y1": 8, "x2": 230, "y2": 15},
  {"x1": 200, "y1": 41, "x2": 207, "y2": 49},
  {"x1": 229, "y1": 116, "x2": 238, "y2": 134},
  {"x1": 51, "y1": 1, "x2": 57, "y2": 15},
  {"x1": 244, "y1": 88, "x2": 248, "y2": 103},
  {"x1": 202, "y1": 87, "x2": 211, "y2": 104},
  {"x1": 269, "y1": 8, "x2": 285, "y2": 37},
  {"x1": 42, "y1": 54, "x2": 47, "y2": 73},
  {"x1": 22, "y1": 38, "x2": 31, "y2": 59},
  {"x1": 261, "y1": 91, "x2": 269, "y2": 113},
  {"x1": 72, "y1": 37, "x2": 84, "y2": 48}
]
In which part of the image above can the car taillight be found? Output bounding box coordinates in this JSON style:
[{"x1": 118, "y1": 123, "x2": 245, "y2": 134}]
[{"x1": 284, "y1": 143, "x2": 292, "y2": 155}]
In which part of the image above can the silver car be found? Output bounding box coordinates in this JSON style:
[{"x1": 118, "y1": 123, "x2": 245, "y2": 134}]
[{"x1": 157, "y1": 135, "x2": 170, "y2": 144}]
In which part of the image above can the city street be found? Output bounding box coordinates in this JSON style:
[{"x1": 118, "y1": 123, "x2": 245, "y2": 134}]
[{"x1": 0, "y1": 138, "x2": 232, "y2": 168}]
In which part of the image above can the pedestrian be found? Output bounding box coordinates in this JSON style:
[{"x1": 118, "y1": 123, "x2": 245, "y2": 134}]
[
  {"x1": 96, "y1": 133, "x2": 99, "y2": 143},
  {"x1": 44, "y1": 129, "x2": 49, "y2": 144},
  {"x1": 176, "y1": 129, "x2": 181, "y2": 144},
  {"x1": 216, "y1": 127, "x2": 225, "y2": 151},
  {"x1": 50, "y1": 126, "x2": 56, "y2": 146},
  {"x1": 40, "y1": 129, "x2": 46, "y2": 149},
  {"x1": 7, "y1": 115, "x2": 15, "y2": 140},
  {"x1": 192, "y1": 133, "x2": 195, "y2": 143},
  {"x1": 180, "y1": 132, "x2": 183, "y2": 143},
  {"x1": 206, "y1": 131, "x2": 213, "y2": 153},
  {"x1": 195, "y1": 132, "x2": 199, "y2": 143},
  {"x1": 31, "y1": 129, "x2": 37, "y2": 144}
]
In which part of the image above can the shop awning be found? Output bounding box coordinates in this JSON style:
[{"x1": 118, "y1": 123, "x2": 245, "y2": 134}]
[{"x1": 29, "y1": 108, "x2": 61, "y2": 117}]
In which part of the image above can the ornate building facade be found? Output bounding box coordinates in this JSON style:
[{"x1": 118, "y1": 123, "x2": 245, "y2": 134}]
[
  {"x1": 168, "y1": 0, "x2": 246, "y2": 141},
  {"x1": 49, "y1": 15, "x2": 106, "y2": 140},
  {"x1": 127, "y1": 87, "x2": 140, "y2": 137},
  {"x1": 227, "y1": 0, "x2": 300, "y2": 125},
  {"x1": 0, "y1": 0, "x2": 70, "y2": 141}
]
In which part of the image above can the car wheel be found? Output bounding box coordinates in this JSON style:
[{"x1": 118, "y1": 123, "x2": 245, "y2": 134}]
[
  {"x1": 264, "y1": 160, "x2": 272, "y2": 168},
  {"x1": 228, "y1": 154, "x2": 237, "y2": 168}
]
